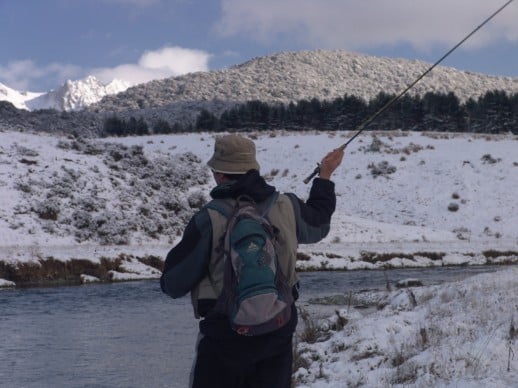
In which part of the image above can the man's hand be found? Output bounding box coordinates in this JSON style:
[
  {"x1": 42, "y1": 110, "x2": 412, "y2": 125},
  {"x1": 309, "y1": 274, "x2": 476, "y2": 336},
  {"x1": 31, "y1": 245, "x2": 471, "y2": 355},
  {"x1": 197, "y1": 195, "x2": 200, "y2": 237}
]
[{"x1": 318, "y1": 147, "x2": 345, "y2": 180}]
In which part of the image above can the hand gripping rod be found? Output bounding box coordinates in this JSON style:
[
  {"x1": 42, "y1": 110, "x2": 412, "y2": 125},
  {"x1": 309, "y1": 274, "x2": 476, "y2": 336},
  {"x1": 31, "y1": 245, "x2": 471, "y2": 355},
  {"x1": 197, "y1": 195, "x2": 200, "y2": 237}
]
[{"x1": 303, "y1": 0, "x2": 515, "y2": 184}]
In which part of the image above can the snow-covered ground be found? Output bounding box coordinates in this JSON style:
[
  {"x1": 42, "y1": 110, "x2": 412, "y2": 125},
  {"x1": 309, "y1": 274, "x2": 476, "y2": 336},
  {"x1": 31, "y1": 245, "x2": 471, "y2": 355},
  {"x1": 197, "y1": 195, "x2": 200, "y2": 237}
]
[
  {"x1": 1, "y1": 128, "x2": 516, "y2": 386},
  {"x1": 294, "y1": 266, "x2": 517, "y2": 387},
  {"x1": 1, "y1": 129, "x2": 516, "y2": 278}
]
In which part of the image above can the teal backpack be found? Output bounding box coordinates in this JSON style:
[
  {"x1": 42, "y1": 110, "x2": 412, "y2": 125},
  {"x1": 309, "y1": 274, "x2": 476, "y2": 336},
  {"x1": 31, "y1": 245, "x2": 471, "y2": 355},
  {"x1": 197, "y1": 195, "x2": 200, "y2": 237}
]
[{"x1": 207, "y1": 192, "x2": 293, "y2": 336}]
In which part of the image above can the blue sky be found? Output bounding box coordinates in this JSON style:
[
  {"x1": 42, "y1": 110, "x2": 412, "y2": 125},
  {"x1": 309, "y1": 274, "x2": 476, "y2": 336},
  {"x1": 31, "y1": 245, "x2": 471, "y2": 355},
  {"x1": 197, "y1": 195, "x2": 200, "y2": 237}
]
[{"x1": 1, "y1": 0, "x2": 517, "y2": 92}]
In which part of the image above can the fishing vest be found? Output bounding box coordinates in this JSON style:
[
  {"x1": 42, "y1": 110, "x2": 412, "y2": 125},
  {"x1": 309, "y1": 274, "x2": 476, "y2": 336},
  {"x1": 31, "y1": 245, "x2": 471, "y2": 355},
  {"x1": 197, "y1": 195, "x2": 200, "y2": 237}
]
[{"x1": 190, "y1": 193, "x2": 299, "y2": 318}]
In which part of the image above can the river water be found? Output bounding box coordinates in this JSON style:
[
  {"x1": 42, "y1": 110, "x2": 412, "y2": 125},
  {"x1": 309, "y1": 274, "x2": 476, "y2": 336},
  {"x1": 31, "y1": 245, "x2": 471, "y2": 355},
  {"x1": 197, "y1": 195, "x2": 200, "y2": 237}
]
[{"x1": 0, "y1": 265, "x2": 502, "y2": 388}]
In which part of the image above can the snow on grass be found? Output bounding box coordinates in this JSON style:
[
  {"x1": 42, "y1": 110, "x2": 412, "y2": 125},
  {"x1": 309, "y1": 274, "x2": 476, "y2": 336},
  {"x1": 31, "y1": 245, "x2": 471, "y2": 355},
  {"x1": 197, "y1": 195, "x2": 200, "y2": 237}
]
[
  {"x1": 112, "y1": 255, "x2": 162, "y2": 280},
  {"x1": 293, "y1": 267, "x2": 518, "y2": 387},
  {"x1": 1, "y1": 129, "x2": 517, "y2": 286},
  {"x1": 80, "y1": 274, "x2": 100, "y2": 284},
  {"x1": 0, "y1": 278, "x2": 15, "y2": 287}
]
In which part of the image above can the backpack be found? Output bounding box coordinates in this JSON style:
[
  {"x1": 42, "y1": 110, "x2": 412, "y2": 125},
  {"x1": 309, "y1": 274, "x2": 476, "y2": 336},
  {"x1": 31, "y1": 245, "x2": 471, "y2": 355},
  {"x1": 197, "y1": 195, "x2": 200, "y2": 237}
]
[{"x1": 207, "y1": 192, "x2": 293, "y2": 336}]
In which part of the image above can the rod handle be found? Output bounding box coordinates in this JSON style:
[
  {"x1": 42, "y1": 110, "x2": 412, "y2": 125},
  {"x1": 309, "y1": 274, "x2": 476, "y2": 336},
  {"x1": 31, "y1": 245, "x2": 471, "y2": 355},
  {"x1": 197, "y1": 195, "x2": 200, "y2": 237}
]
[{"x1": 303, "y1": 164, "x2": 321, "y2": 184}]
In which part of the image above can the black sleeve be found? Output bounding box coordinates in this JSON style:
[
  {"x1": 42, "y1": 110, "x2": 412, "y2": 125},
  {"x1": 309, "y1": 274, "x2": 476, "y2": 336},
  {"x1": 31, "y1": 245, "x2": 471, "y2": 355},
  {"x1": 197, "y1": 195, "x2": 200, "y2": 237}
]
[
  {"x1": 286, "y1": 178, "x2": 336, "y2": 244},
  {"x1": 160, "y1": 209, "x2": 212, "y2": 298}
]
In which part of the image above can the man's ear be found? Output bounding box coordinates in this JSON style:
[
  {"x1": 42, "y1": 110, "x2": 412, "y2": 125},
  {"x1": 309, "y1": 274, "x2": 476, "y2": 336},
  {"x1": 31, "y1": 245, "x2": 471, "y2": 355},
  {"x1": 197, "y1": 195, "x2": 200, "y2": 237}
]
[{"x1": 212, "y1": 171, "x2": 227, "y2": 185}]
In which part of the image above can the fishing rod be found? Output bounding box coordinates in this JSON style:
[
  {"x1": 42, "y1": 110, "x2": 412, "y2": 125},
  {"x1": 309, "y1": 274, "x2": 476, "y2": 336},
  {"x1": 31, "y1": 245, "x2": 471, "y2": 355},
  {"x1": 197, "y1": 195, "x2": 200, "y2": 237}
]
[{"x1": 303, "y1": 0, "x2": 515, "y2": 184}]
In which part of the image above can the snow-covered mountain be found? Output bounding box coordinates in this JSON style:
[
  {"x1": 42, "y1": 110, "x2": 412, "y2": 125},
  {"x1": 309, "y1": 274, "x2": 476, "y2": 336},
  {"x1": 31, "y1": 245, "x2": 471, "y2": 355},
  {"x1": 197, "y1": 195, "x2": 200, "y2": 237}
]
[
  {"x1": 0, "y1": 82, "x2": 44, "y2": 110},
  {"x1": 82, "y1": 49, "x2": 518, "y2": 127},
  {"x1": 95, "y1": 49, "x2": 518, "y2": 115},
  {"x1": 3, "y1": 49, "x2": 518, "y2": 118},
  {"x1": 1, "y1": 49, "x2": 518, "y2": 134},
  {"x1": 0, "y1": 76, "x2": 130, "y2": 112}
]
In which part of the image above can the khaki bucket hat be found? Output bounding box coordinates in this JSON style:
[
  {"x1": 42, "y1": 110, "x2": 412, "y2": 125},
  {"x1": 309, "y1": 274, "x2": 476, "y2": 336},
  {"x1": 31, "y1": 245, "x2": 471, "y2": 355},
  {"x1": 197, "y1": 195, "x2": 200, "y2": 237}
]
[{"x1": 207, "y1": 134, "x2": 260, "y2": 174}]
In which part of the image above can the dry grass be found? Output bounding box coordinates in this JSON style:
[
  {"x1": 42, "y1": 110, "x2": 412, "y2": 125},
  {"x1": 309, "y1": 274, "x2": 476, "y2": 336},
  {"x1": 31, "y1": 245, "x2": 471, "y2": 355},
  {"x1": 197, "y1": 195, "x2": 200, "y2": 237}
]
[
  {"x1": 136, "y1": 255, "x2": 164, "y2": 271},
  {"x1": 298, "y1": 307, "x2": 323, "y2": 344},
  {"x1": 291, "y1": 336, "x2": 311, "y2": 388},
  {"x1": 296, "y1": 252, "x2": 311, "y2": 261},
  {"x1": 359, "y1": 251, "x2": 445, "y2": 264},
  {"x1": 292, "y1": 306, "x2": 343, "y2": 387},
  {"x1": 0, "y1": 256, "x2": 125, "y2": 286},
  {"x1": 508, "y1": 316, "x2": 516, "y2": 372},
  {"x1": 1, "y1": 258, "x2": 95, "y2": 285},
  {"x1": 482, "y1": 250, "x2": 518, "y2": 259}
]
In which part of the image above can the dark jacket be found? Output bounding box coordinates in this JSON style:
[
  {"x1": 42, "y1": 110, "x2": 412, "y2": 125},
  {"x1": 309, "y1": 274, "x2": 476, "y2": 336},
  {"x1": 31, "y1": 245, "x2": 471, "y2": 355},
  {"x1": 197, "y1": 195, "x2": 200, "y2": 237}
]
[{"x1": 161, "y1": 170, "x2": 336, "y2": 337}]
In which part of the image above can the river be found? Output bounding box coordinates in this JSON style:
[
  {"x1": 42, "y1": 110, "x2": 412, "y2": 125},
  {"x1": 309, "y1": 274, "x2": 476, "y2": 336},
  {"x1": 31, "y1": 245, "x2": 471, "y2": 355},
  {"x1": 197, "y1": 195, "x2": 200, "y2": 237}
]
[{"x1": 0, "y1": 265, "x2": 502, "y2": 388}]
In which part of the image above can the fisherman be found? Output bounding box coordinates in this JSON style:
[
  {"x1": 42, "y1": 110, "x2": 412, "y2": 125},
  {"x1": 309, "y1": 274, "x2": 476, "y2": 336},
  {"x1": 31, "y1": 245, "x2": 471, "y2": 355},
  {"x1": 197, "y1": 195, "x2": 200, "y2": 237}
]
[{"x1": 160, "y1": 133, "x2": 344, "y2": 388}]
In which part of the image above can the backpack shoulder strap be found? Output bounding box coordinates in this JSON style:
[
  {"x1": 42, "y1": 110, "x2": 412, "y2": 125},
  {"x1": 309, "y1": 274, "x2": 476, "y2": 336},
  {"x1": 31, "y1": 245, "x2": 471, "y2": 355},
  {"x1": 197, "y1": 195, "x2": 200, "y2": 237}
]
[
  {"x1": 205, "y1": 198, "x2": 234, "y2": 218},
  {"x1": 206, "y1": 191, "x2": 280, "y2": 218},
  {"x1": 260, "y1": 191, "x2": 279, "y2": 217}
]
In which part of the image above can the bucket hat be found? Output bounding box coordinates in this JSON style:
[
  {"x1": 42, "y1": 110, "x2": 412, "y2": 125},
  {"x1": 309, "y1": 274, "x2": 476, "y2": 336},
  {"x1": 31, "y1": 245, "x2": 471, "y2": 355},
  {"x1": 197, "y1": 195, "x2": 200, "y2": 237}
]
[{"x1": 207, "y1": 134, "x2": 260, "y2": 174}]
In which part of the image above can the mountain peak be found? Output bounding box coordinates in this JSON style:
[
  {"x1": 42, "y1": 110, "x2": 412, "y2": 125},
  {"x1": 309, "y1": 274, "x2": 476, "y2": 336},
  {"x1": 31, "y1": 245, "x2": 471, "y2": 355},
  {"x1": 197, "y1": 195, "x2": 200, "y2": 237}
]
[
  {"x1": 0, "y1": 76, "x2": 130, "y2": 112},
  {"x1": 0, "y1": 82, "x2": 44, "y2": 110}
]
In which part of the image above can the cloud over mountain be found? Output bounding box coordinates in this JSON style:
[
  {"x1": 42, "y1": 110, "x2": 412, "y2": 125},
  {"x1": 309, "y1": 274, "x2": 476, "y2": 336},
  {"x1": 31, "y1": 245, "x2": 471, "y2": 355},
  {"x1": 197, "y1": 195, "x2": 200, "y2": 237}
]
[
  {"x1": 0, "y1": 46, "x2": 211, "y2": 94},
  {"x1": 217, "y1": 0, "x2": 518, "y2": 51},
  {"x1": 92, "y1": 46, "x2": 211, "y2": 86}
]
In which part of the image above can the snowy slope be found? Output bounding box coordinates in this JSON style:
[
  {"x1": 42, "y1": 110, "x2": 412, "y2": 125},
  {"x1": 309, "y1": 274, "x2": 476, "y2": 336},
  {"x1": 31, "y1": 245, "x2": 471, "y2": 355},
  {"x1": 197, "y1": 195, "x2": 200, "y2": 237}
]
[
  {"x1": 294, "y1": 267, "x2": 518, "y2": 387},
  {"x1": 0, "y1": 129, "x2": 517, "y2": 272},
  {"x1": 0, "y1": 82, "x2": 44, "y2": 110},
  {"x1": 96, "y1": 50, "x2": 518, "y2": 114}
]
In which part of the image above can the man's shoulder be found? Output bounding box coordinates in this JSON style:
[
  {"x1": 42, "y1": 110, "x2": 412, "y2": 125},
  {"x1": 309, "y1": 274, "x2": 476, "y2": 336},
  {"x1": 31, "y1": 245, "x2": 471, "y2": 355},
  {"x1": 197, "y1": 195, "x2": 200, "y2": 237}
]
[
  {"x1": 190, "y1": 204, "x2": 215, "y2": 229},
  {"x1": 277, "y1": 192, "x2": 300, "y2": 207}
]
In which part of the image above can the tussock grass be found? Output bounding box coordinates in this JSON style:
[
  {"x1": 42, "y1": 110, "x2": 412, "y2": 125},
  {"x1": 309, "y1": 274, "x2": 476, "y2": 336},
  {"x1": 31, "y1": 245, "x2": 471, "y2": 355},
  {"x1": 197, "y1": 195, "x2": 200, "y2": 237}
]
[
  {"x1": 0, "y1": 258, "x2": 99, "y2": 284},
  {"x1": 292, "y1": 307, "x2": 348, "y2": 387},
  {"x1": 359, "y1": 251, "x2": 446, "y2": 264},
  {"x1": 448, "y1": 202, "x2": 460, "y2": 212},
  {"x1": 298, "y1": 307, "x2": 323, "y2": 344},
  {"x1": 136, "y1": 255, "x2": 164, "y2": 271},
  {"x1": 296, "y1": 252, "x2": 311, "y2": 261},
  {"x1": 482, "y1": 250, "x2": 518, "y2": 258}
]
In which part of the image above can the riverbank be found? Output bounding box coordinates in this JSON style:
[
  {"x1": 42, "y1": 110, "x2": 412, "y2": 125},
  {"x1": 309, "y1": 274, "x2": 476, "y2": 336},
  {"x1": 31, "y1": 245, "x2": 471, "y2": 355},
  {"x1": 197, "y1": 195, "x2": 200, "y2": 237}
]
[
  {"x1": 1, "y1": 242, "x2": 517, "y2": 288},
  {"x1": 0, "y1": 244, "x2": 165, "y2": 288}
]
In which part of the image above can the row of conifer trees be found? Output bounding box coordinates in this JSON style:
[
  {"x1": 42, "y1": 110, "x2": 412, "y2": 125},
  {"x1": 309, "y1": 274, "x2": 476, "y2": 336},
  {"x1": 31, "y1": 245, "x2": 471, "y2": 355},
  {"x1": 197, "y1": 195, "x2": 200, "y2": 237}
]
[{"x1": 102, "y1": 90, "x2": 518, "y2": 137}]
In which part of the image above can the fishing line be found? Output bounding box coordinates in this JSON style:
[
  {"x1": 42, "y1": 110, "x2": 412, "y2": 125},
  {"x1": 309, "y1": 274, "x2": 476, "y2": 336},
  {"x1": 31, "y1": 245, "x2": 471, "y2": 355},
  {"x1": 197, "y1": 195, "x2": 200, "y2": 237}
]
[{"x1": 304, "y1": 0, "x2": 516, "y2": 184}]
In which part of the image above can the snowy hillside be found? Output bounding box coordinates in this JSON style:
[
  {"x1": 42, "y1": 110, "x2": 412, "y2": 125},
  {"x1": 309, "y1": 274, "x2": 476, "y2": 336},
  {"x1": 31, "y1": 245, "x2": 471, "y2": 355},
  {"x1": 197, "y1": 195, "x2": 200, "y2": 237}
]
[
  {"x1": 294, "y1": 267, "x2": 518, "y2": 387},
  {"x1": 0, "y1": 76, "x2": 129, "y2": 112},
  {"x1": 1, "y1": 129, "x2": 517, "y2": 287},
  {"x1": 94, "y1": 50, "x2": 518, "y2": 120}
]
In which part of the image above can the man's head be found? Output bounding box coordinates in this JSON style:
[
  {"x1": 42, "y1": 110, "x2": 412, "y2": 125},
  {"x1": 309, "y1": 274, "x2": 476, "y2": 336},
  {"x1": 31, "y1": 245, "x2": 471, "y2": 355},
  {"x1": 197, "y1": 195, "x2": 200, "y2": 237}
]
[{"x1": 207, "y1": 134, "x2": 260, "y2": 176}]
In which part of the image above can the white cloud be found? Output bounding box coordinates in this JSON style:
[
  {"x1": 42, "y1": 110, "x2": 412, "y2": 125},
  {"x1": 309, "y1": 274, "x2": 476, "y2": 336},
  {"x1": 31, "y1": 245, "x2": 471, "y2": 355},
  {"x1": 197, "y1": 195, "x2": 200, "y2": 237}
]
[
  {"x1": 100, "y1": 0, "x2": 160, "y2": 7},
  {"x1": 215, "y1": 0, "x2": 518, "y2": 51},
  {"x1": 93, "y1": 46, "x2": 212, "y2": 85},
  {"x1": 139, "y1": 46, "x2": 211, "y2": 74},
  {"x1": 0, "y1": 46, "x2": 211, "y2": 91},
  {"x1": 91, "y1": 64, "x2": 164, "y2": 86},
  {"x1": 0, "y1": 60, "x2": 82, "y2": 91}
]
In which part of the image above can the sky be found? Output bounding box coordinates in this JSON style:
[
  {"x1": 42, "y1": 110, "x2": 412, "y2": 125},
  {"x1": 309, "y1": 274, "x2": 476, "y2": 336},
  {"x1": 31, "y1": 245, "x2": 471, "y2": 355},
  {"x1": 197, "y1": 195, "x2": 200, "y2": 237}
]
[{"x1": 1, "y1": 0, "x2": 518, "y2": 92}]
